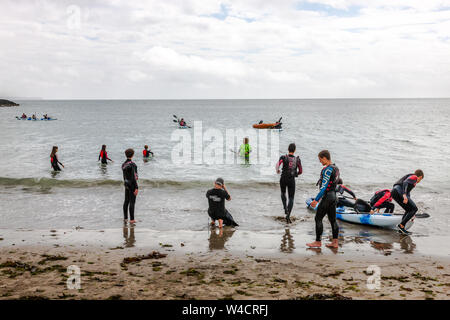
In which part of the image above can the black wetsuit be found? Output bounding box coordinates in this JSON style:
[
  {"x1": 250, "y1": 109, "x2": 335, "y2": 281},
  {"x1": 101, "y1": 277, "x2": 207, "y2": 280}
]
[
  {"x1": 314, "y1": 164, "x2": 340, "y2": 242},
  {"x1": 122, "y1": 159, "x2": 138, "y2": 220},
  {"x1": 143, "y1": 149, "x2": 153, "y2": 158},
  {"x1": 276, "y1": 154, "x2": 303, "y2": 217},
  {"x1": 50, "y1": 154, "x2": 62, "y2": 171},
  {"x1": 391, "y1": 174, "x2": 419, "y2": 226},
  {"x1": 98, "y1": 150, "x2": 110, "y2": 164},
  {"x1": 206, "y1": 188, "x2": 238, "y2": 226},
  {"x1": 336, "y1": 184, "x2": 356, "y2": 208}
]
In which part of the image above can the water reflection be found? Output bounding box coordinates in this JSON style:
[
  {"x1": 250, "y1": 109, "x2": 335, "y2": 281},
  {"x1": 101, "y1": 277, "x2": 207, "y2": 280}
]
[
  {"x1": 280, "y1": 229, "x2": 295, "y2": 253},
  {"x1": 208, "y1": 226, "x2": 236, "y2": 250},
  {"x1": 123, "y1": 225, "x2": 136, "y2": 248},
  {"x1": 99, "y1": 163, "x2": 108, "y2": 175}
]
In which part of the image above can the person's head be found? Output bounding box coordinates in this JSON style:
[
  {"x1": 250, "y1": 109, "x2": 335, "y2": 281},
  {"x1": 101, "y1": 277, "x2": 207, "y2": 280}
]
[
  {"x1": 51, "y1": 146, "x2": 58, "y2": 157},
  {"x1": 144, "y1": 145, "x2": 148, "y2": 150},
  {"x1": 125, "y1": 148, "x2": 134, "y2": 159},
  {"x1": 318, "y1": 149, "x2": 331, "y2": 165},
  {"x1": 102, "y1": 144, "x2": 106, "y2": 151},
  {"x1": 244, "y1": 137, "x2": 249, "y2": 144},
  {"x1": 214, "y1": 177, "x2": 224, "y2": 189},
  {"x1": 288, "y1": 143, "x2": 296, "y2": 154},
  {"x1": 415, "y1": 169, "x2": 424, "y2": 182}
]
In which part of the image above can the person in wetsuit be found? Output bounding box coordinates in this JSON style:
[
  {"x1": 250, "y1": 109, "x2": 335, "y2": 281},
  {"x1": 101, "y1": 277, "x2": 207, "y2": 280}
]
[
  {"x1": 239, "y1": 137, "x2": 251, "y2": 163},
  {"x1": 50, "y1": 146, "x2": 64, "y2": 171},
  {"x1": 206, "y1": 178, "x2": 238, "y2": 228},
  {"x1": 276, "y1": 143, "x2": 303, "y2": 223},
  {"x1": 142, "y1": 145, "x2": 154, "y2": 158},
  {"x1": 32, "y1": 114, "x2": 36, "y2": 120},
  {"x1": 307, "y1": 150, "x2": 340, "y2": 249},
  {"x1": 336, "y1": 178, "x2": 357, "y2": 208},
  {"x1": 179, "y1": 118, "x2": 186, "y2": 127},
  {"x1": 391, "y1": 169, "x2": 424, "y2": 234},
  {"x1": 122, "y1": 148, "x2": 138, "y2": 224},
  {"x1": 98, "y1": 145, "x2": 113, "y2": 164},
  {"x1": 369, "y1": 189, "x2": 394, "y2": 214},
  {"x1": 21, "y1": 113, "x2": 27, "y2": 119}
]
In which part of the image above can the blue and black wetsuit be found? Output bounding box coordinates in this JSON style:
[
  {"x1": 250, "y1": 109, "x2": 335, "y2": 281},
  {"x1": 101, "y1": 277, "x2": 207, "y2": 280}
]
[
  {"x1": 122, "y1": 159, "x2": 138, "y2": 221},
  {"x1": 314, "y1": 164, "x2": 340, "y2": 242},
  {"x1": 391, "y1": 174, "x2": 418, "y2": 226}
]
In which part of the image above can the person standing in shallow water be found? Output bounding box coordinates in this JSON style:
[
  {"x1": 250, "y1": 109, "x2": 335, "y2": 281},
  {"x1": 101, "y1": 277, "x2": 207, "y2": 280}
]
[
  {"x1": 276, "y1": 143, "x2": 303, "y2": 223},
  {"x1": 50, "y1": 146, "x2": 64, "y2": 171},
  {"x1": 122, "y1": 148, "x2": 138, "y2": 224},
  {"x1": 307, "y1": 150, "x2": 340, "y2": 249},
  {"x1": 98, "y1": 145, "x2": 113, "y2": 164}
]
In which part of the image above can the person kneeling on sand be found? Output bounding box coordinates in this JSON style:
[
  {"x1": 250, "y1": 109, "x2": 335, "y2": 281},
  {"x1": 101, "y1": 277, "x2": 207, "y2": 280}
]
[{"x1": 206, "y1": 178, "x2": 239, "y2": 228}]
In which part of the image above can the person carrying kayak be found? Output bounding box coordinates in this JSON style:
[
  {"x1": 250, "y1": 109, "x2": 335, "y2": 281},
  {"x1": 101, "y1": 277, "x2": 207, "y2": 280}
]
[
  {"x1": 206, "y1": 178, "x2": 238, "y2": 228},
  {"x1": 239, "y1": 137, "x2": 251, "y2": 162},
  {"x1": 142, "y1": 145, "x2": 154, "y2": 158},
  {"x1": 369, "y1": 189, "x2": 394, "y2": 214},
  {"x1": 307, "y1": 150, "x2": 340, "y2": 249},
  {"x1": 122, "y1": 149, "x2": 138, "y2": 224},
  {"x1": 276, "y1": 143, "x2": 303, "y2": 223},
  {"x1": 391, "y1": 170, "x2": 424, "y2": 234},
  {"x1": 336, "y1": 179, "x2": 357, "y2": 208},
  {"x1": 50, "y1": 146, "x2": 64, "y2": 171},
  {"x1": 98, "y1": 145, "x2": 113, "y2": 164}
]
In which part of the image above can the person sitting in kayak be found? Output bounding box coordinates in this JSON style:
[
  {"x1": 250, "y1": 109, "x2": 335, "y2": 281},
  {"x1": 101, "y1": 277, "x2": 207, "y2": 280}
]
[
  {"x1": 336, "y1": 178, "x2": 357, "y2": 208},
  {"x1": 239, "y1": 137, "x2": 251, "y2": 162},
  {"x1": 98, "y1": 145, "x2": 113, "y2": 164},
  {"x1": 43, "y1": 114, "x2": 49, "y2": 119},
  {"x1": 391, "y1": 170, "x2": 424, "y2": 234},
  {"x1": 206, "y1": 178, "x2": 238, "y2": 228},
  {"x1": 32, "y1": 114, "x2": 37, "y2": 120},
  {"x1": 179, "y1": 118, "x2": 186, "y2": 127},
  {"x1": 143, "y1": 145, "x2": 154, "y2": 158},
  {"x1": 369, "y1": 189, "x2": 394, "y2": 214},
  {"x1": 21, "y1": 113, "x2": 27, "y2": 119}
]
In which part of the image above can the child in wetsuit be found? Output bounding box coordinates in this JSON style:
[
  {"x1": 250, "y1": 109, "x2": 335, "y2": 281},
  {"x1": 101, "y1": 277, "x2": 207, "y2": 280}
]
[
  {"x1": 122, "y1": 148, "x2": 138, "y2": 224},
  {"x1": 98, "y1": 145, "x2": 113, "y2": 164},
  {"x1": 142, "y1": 145, "x2": 154, "y2": 158},
  {"x1": 50, "y1": 146, "x2": 64, "y2": 171}
]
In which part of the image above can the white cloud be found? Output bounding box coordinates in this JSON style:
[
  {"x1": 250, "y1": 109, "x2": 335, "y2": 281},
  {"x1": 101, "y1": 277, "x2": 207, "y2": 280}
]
[{"x1": 0, "y1": 0, "x2": 449, "y2": 98}]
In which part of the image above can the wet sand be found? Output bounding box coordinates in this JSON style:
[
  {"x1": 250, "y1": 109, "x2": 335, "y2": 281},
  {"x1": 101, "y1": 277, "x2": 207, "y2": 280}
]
[{"x1": 0, "y1": 227, "x2": 449, "y2": 300}]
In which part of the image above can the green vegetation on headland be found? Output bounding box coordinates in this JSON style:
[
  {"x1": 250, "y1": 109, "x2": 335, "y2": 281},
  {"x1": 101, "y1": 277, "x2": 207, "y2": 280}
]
[{"x1": 0, "y1": 99, "x2": 20, "y2": 107}]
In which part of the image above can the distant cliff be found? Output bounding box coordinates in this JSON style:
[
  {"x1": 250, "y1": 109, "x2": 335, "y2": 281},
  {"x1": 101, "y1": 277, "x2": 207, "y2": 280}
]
[{"x1": 0, "y1": 99, "x2": 20, "y2": 107}]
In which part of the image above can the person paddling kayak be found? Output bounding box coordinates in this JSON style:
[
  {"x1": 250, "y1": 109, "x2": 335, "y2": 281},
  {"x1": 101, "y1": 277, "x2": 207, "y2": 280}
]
[
  {"x1": 391, "y1": 170, "x2": 424, "y2": 234},
  {"x1": 307, "y1": 150, "x2": 340, "y2": 249}
]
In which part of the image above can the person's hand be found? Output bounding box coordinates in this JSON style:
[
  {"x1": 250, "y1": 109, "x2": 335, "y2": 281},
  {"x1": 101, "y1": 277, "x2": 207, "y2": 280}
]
[
  {"x1": 369, "y1": 210, "x2": 374, "y2": 214},
  {"x1": 310, "y1": 200, "x2": 318, "y2": 208},
  {"x1": 62, "y1": 164, "x2": 65, "y2": 168},
  {"x1": 403, "y1": 195, "x2": 408, "y2": 204},
  {"x1": 134, "y1": 189, "x2": 139, "y2": 196},
  {"x1": 276, "y1": 170, "x2": 280, "y2": 174}
]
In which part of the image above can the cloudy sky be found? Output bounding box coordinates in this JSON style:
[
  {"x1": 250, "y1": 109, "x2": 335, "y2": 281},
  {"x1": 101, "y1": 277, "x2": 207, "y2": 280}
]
[{"x1": 1, "y1": 0, "x2": 449, "y2": 99}]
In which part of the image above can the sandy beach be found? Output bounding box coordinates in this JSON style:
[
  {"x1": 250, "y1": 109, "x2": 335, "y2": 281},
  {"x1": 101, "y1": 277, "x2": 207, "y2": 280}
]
[{"x1": 0, "y1": 228, "x2": 448, "y2": 300}]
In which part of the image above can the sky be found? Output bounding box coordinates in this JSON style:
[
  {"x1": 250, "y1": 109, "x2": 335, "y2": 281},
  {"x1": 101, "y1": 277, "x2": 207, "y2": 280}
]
[{"x1": 0, "y1": 0, "x2": 449, "y2": 99}]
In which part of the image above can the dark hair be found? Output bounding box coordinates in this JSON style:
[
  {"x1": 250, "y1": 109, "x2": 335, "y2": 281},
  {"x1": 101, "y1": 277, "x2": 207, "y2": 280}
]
[
  {"x1": 244, "y1": 137, "x2": 249, "y2": 144},
  {"x1": 414, "y1": 169, "x2": 424, "y2": 178},
  {"x1": 337, "y1": 178, "x2": 343, "y2": 185},
  {"x1": 288, "y1": 143, "x2": 296, "y2": 153},
  {"x1": 125, "y1": 148, "x2": 135, "y2": 158},
  {"x1": 102, "y1": 145, "x2": 106, "y2": 151},
  {"x1": 50, "y1": 146, "x2": 58, "y2": 158},
  {"x1": 144, "y1": 145, "x2": 148, "y2": 149},
  {"x1": 318, "y1": 150, "x2": 331, "y2": 160}
]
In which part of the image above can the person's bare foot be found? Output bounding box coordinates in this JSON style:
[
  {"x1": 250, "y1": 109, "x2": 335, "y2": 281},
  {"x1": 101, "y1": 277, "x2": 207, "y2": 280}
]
[
  {"x1": 325, "y1": 239, "x2": 339, "y2": 248},
  {"x1": 306, "y1": 241, "x2": 322, "y2": 248}
]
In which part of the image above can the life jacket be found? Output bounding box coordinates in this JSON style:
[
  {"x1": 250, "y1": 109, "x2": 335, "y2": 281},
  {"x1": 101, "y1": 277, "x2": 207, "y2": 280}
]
[
  {"x1": 394, "y1": 174, "x2": 414, "y2": 187},
  {"x1": 285, "y1": 154, "x2": 299, "y2": 178},
  {"x1": 100, "y1": 150, "x2": 107, "y2": 160},
  {"x1": 317, "y1": 164, "x2": 340, "y2": 193},
  {"x1": 370, "y1": 189, "x2": 391, "y2": 206},
  {"x1": 143, "y1": 149, "x2": 150, "y2": 157}
]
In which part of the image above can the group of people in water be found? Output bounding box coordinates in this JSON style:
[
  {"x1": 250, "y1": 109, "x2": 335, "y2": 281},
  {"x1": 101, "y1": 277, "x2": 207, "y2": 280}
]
[
  {"x1": 20, "y1": 113, "x2": 51, "y2": 120},
  {"x1": 49, "y1": 136, "x2": 424, "y2": 249}
]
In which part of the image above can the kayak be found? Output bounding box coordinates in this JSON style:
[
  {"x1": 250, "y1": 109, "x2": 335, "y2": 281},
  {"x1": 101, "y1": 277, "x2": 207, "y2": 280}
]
[
  {"x1": 178, "y1": 125, "x2": 189, "y2": 129},
  {"x1": 16, "y1": 116, "x2": 57, "y2": 121},
  {"x1": 253, "y1": 123, "x2": 281, "y2": 129},
  {"x1": 305, "y1": 198, "x2": 414, "y2": 230}
]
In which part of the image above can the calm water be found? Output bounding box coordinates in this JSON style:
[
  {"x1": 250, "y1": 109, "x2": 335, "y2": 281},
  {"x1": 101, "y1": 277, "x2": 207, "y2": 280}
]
[{"x1": 0, "y1": 99, "x2": 449, "y2": 245}]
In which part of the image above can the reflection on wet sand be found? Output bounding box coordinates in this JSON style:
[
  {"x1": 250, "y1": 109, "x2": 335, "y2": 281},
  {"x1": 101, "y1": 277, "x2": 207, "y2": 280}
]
[
  {"x1": 280, "y1": 229, "x2": 295, "y2": 253},
  {"x1": 208, "y1": 226, "x2": 236, "y2": 250},
  {"x1": 123, "y1": 225, "x2": 136, "y2": 248}
]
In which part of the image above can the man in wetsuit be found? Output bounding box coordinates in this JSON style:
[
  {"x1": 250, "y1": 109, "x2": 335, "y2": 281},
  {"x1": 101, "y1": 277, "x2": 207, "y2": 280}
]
[
  {"x1": 206, "y1": 178, "x2": 238, "y2": 228},
  {"x1": 369, "y1": 189, "x2": 394, "y2": 214},
  {"x1": 391, "y1": 169, "x2": 424, "y2": 234},
  {"x1": 336, "y1": 179, "x2": 357, "y2": 208},
  {"x1": 143, "y1": 145, "x2": 154, "y2": 158},
  {"x1": 122, "y1": 148, "x2": 138, "y2": 224},
  {"x1": 276, "y1": 143, "x2": 303, "y2": 223},
  {"x1": 307, "y1": 150, "x2": 340, "y2": 249}
]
